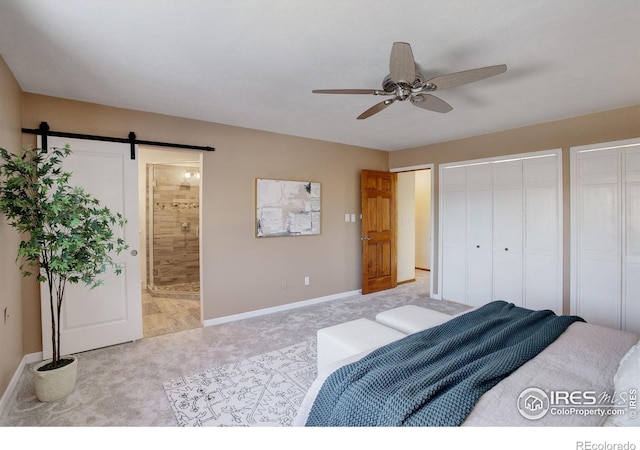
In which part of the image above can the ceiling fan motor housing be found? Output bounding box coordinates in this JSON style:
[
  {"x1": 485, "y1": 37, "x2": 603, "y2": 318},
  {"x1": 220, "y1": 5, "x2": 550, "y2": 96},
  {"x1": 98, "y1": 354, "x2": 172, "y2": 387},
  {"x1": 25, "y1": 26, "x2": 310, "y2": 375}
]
[{"x1": 382, "y1": 74, "x2": 425, "y2": 101}]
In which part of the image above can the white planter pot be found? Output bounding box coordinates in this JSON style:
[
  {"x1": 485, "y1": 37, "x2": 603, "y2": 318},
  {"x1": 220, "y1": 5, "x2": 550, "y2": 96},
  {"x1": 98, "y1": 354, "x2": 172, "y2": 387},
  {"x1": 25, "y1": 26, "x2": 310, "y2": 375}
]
[{"x1": 31, "y1": 356, "x2": 78, "y2": 402}]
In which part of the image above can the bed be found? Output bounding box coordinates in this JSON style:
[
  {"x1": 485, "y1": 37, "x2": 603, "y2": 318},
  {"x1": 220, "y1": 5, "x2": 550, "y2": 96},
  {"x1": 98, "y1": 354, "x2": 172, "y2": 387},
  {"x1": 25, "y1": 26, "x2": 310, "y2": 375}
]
[{"x1": 295, "y1": 301, "x2": 639, "y2": 427}]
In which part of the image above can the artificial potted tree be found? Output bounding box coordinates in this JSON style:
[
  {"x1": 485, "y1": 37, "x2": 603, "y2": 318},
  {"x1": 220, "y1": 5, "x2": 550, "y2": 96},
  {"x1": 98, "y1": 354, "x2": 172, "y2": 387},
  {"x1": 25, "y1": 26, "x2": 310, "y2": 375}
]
[{"x1": 0, "y1": 144, "x2": 127, "y2": 402}]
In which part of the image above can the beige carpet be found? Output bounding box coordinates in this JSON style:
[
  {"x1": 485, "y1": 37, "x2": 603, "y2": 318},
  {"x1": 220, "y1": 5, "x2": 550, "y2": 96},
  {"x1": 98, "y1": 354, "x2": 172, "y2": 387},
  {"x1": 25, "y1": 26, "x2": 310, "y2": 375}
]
[{"x1": 0, "y1": 271, "x2": 469, "y2": 426}]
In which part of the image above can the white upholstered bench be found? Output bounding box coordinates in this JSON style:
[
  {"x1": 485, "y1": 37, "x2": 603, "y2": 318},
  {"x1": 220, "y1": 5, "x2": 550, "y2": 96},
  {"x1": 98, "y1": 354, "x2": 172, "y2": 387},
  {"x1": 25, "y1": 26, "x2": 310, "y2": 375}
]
[
  {"x1": 316, "y1": 318, "x2": 406, "y2": 370},
  {"x1": 375, "y1": 304, "x2": 454, "y2": 334}
]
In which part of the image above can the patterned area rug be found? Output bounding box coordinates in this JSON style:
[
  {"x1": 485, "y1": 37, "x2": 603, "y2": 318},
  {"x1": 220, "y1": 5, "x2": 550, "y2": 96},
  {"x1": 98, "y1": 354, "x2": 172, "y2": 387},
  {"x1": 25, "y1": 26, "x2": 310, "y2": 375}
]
[{"x1": 163, "y1": 340, "x2": 317, "y2": 426}]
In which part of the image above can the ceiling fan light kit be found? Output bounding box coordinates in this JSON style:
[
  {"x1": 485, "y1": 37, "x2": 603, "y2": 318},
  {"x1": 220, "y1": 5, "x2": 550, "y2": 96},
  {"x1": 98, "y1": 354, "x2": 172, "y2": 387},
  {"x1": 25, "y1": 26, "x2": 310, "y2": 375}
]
[{"x1": 312, "y1": 42, "x2": 507, "y2": 119}]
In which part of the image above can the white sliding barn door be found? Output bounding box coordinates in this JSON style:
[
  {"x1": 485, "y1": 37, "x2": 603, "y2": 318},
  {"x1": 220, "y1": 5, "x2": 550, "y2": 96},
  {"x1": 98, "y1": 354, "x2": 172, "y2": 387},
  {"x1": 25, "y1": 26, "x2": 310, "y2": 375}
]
[{"x1": 40, "y1": 136, "x2": 142, "y2": 358}]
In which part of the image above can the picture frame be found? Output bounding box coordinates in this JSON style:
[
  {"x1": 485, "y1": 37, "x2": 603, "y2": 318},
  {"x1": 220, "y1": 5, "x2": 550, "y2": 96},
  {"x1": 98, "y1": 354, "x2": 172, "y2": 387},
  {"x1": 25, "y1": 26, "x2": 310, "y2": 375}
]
[{"x1": 256, "y1": 178, "x2": 321, "y2": 237}]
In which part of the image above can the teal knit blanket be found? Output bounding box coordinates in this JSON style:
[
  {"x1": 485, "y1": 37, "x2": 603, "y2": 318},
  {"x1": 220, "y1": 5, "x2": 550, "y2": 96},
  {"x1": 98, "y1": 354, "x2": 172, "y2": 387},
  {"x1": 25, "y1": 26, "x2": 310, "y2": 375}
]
[{"x1": 306, "y1": 301, "x2": 584, "y2": 427}]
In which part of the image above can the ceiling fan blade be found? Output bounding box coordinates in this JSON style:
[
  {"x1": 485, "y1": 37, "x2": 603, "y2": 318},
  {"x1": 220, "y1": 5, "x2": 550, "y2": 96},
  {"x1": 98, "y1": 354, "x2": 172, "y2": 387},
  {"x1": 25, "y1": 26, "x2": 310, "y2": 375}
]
[
  {"x1": 357, "y1": 98, "x2": 395, "y2": 120},
  {"x1": 312, "y1": 89, "x2": 379, "y2": 95},
  {"x1": 410, "y1": 94, "x2": 453, "y2": 113},
  {"x1": 426, "y1": 64, "x2": 507, "y2": 90},
  {"x1": 389, "y1": 42, "x2": 416, "y2": 84}
]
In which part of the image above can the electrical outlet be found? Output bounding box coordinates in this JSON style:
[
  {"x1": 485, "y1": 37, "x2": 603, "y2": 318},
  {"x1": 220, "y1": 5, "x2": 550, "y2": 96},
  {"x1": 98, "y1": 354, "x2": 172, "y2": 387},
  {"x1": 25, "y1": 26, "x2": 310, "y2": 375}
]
[{"x1": 304, "y1": 276, "x2": 310, "y2": 286}]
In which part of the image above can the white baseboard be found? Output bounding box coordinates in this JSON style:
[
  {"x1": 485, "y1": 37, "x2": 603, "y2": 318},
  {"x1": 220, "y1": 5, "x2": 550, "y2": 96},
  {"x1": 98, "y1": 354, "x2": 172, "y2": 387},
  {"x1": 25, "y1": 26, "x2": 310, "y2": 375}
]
[
  {"x1": 0, "y1": 351, "x2": 42, "y2": 417},
  {"x1": 203, "y1": 289, "x2": 361, "y2": 327}
]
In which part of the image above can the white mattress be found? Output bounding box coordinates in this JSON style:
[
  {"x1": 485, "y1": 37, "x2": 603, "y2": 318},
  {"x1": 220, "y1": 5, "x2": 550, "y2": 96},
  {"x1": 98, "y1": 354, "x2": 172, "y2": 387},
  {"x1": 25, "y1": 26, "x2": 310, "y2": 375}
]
[{"x1": 295, "y1": 321, "x2": 638, "y2": 427}]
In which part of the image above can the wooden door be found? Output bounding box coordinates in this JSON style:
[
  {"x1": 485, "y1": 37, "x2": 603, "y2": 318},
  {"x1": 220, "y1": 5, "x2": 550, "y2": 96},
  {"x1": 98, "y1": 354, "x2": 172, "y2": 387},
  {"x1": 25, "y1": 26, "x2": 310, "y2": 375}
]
[
  {"x1": 40, "y1": 136, "x2": 142, "y2": 358},
  {"x1": 361, "y1": 170, "x2": 397, "y2": 294}
]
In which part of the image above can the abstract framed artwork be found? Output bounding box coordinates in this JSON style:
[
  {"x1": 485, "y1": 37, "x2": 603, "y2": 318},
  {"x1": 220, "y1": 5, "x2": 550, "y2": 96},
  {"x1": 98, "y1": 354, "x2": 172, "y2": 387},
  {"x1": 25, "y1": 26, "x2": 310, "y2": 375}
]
[{"x1": 256, "y1": 178, "x2": 321, "y2": 237}]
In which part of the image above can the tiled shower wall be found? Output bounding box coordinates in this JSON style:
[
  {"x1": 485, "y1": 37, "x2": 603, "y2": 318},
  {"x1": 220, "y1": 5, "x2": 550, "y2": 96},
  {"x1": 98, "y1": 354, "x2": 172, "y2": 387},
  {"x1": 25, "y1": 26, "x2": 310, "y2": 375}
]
[{"x1": 147, "y1": 164, "x2": 200, "y2": 288}]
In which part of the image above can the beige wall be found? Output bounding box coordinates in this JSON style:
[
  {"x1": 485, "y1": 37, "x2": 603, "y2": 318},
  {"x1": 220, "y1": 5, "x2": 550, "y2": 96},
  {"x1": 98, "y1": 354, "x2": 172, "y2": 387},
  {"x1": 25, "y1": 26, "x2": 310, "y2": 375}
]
[
  {"x1": 20, "y1": 93, "x2": 389, "y2": 354},
  {"x1": 396, "y1": 171, "x2": 416, "y2": 282},
  {"x1": 389, "y1": 104, "x2": 640, "y2": 311},
  {"x1": 415, "y1": 169, "x2": 431, "y2": 271},
  {"x1": 0, "y1": 55, "x2": 24, "y2": 399}
]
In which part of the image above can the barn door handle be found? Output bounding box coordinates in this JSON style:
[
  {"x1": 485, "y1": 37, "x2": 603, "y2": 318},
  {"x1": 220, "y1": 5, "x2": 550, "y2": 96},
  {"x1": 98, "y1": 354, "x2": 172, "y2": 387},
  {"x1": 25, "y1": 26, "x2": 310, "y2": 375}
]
[{"x1": 361, "y1": 237, "x2": 372, "y2": 241}]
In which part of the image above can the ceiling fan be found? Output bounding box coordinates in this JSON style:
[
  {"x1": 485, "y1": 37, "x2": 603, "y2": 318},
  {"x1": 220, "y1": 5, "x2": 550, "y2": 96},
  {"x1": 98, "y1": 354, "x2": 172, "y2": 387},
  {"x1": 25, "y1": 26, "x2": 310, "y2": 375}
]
[{"x1": 312, "y1": 42, "x2": 507, "y2": 120}]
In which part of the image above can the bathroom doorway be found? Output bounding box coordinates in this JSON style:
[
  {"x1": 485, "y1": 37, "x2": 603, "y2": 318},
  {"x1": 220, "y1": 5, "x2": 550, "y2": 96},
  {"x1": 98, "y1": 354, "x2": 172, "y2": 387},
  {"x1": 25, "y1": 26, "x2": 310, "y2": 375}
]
[{"x1": 138, "y1": 147, "x2": 202, "y2": 338}]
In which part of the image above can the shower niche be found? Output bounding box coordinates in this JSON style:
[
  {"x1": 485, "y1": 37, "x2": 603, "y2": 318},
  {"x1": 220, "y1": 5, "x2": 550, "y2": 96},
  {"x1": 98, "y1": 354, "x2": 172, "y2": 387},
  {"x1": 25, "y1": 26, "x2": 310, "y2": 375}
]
[{"x1": 146, "y1": 163, "x2": 200, "y2": 299}]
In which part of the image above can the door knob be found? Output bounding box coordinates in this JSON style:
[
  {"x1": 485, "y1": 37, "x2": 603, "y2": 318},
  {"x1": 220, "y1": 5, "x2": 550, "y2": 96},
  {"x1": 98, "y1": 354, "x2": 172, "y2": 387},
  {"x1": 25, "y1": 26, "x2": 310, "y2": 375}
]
[{"x1": 130, "y1": 250, "x2": 138, "y2": 256}]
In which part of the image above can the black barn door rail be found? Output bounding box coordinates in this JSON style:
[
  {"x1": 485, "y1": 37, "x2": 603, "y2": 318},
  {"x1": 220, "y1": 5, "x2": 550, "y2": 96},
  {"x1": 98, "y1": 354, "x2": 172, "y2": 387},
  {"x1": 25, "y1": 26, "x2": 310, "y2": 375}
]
[{"x1": 21, "y1": 121, "x2": 215, "y2": 160}]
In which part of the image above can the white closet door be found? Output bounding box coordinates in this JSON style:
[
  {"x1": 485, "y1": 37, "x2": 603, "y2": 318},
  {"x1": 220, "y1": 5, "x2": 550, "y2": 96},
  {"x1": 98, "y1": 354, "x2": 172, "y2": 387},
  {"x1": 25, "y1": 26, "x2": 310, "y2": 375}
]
[
  {"x1": 466, "y1": 164, "x2": 493, "y2": 307},
  {"x1": 523, "y1": 156, "x2": 562, "y2": 314},
  {"x1": 574, "y1": 150, "x2": 621, "y2": 329},
  {"x1": 623, "y1": 148, "x2": 640, "y2": 333},
  {"x1": 441, "y1": 166, "x2": 467, "y2": 303},
  {"x1": 440, "y1": 149, "x2": 561, "y2": 310},
  {"x1": 493, "y1": 160, "x2": 523, "y2": 306}
]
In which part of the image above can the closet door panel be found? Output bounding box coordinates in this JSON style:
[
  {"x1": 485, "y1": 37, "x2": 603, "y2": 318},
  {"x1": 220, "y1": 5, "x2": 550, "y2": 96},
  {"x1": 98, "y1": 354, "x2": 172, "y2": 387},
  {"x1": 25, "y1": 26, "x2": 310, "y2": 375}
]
[
  {"x1": 493, "y1": 184, "x2": 523, "y2": 306},
  {"x1": 578, "y1": 259, "x2": 621, "y2": 329},
  {"x1": 466, "y1": 163, "x2": 493, "y2": 189},
  {"x1": 579, "y1": 184, "x2": 619, "y2": 260},
  {"x1": 466, "y1": 187, "x2": 493, "y2": 307},
  {"x1": 525, "y1": 187, "x2": 559, "y2": 253},
  {"x1": 493, "y1": 251, "x2": 523, "y2": 305},
  {"x1": 624, "y1": 262, "x2": 640, "y2": 334},
  {"x1": 575, "y1": 152, "x2": 621, "y2": 328},
  {"x1": 440, "y1": 167, "x2": 467, "y2": 303},
  {"x1": 579, "y1": 153, "x2": 619, "y2": 184},
  {"x1": 525, "y1": 185, "x2": 560, "y2": 312},
  {"x1": 624, "y1": 151, "x2": 640, "y2": 333},
  {"x1": 523, "y1": 156, "x2": 561, "y2": 312},
  {"x1": 442, "y1": 246, "x2": 467, "y2": 303},
  {"x1": 525, "y1": 255, "x2": 561, "y2": 314},
  {"x1": 441, "y1": 189, "x2": 467, "y2": 303},
  {"x1": 441, "y1": 189, "x2": 466, "y2": 247}
]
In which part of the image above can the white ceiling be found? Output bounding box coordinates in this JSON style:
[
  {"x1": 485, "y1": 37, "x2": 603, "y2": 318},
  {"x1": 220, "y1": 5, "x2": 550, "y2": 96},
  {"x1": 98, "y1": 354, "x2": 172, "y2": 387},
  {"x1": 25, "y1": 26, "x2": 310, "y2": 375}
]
[{"x1": 0, "y1": 0, "x2": 638, "y2": 151}]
